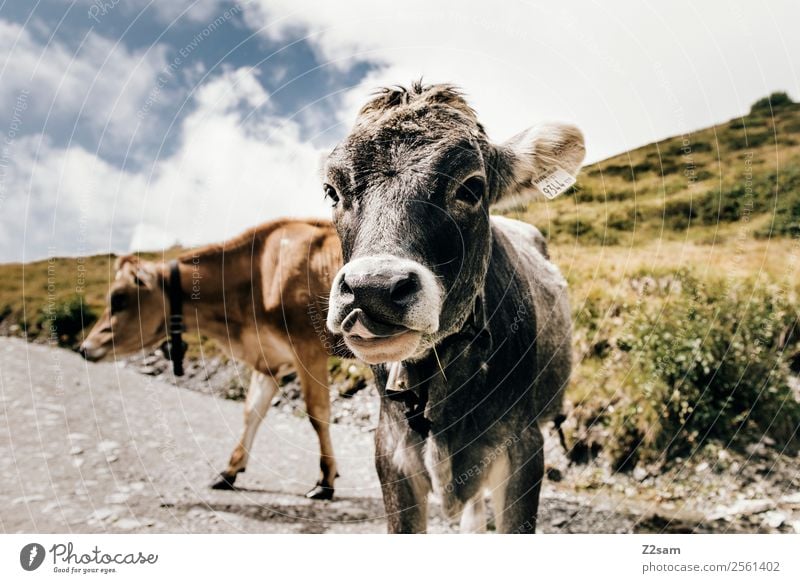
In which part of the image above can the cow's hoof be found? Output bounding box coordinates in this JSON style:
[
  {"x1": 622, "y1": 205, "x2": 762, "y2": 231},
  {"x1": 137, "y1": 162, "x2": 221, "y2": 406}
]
[
  {"x1": 305, "y1": 482, "x2": 334, "y2": 500},
  {"x1": 211, "y1": 471, "x2": 239, "y2": 490}
]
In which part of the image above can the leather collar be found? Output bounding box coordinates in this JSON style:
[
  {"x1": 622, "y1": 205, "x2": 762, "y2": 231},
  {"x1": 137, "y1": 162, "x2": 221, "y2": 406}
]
[{"x1": 161, "y1": 259, "x2": 186, "y2": 376}]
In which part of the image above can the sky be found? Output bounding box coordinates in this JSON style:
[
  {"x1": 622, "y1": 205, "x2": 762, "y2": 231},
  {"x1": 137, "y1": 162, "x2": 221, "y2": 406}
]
[{"x1": 0, "y1": 0, "x2": 798, "y2": 262}]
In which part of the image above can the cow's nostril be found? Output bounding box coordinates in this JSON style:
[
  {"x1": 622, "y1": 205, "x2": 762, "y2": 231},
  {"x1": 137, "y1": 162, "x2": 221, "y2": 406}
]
[
  {"x1": 339, "y1": 277, "x2": 353, "y2": 296},
  {"x1": 389, "y1": 273, "x2": 420, "y2": 305}
]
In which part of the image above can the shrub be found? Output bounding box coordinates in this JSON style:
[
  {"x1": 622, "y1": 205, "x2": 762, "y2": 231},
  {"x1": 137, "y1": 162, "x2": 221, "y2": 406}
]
[
  {"x1": 759, "y1": 198, "x2": 800, "y2": 238},
  {"x1": 750, "y1": 91, "x2": 795, "y2": 115},
  {"x1": 782, "y1": 119, "x2": 800, "y2": 134},
  {"x1": 608, "y1": 209, "x2": 637, "y2": 231},
  {"x1": 603, "y1": 274, "x2": 800, "y2": 467},
  {"x1": 637, "y1": 153, "x2": 681, "y2": 175},
  {"x1": 696, "y1": 186, "x2": 753, "y2": 224},
  {"x1": 756, "y1": 166, "x2": 800, "y2": 238},
  {"x1": 573, "y1": 218, "x2": 594, "y2": 237},
  {"x1": 569, "y1": 183, "x2": 599, "y2": 203},
  {"x1": 663, "y1": 199, "x2": 697, "y2": 230},
  {"x1": 668, "y1": 140, "x2": 713, "y2": 156},
  {"x1": 601, "y1": 164, "x2": 636, "y2": 181},
  {"x1": 694, "y1": 169, "x2": 714, "y2": 182},
  {"x1": 36, "y1": 295, "x2": 96, "y2": 347},
  {"x1": 725, "y1": 129, "x2": 774, "y2": 150},
  {"x1": 606, "y1": 188, "x2": 635, "y2": 201}
]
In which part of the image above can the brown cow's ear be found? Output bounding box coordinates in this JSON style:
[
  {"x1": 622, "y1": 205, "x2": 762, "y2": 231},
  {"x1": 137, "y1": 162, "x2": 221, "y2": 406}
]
[
  {"x1": 114, "y1": 254, "x2": 138, "y2": 272},
  {"x1": 114, "y1": 255, "x2": 158, "y2": 288},
  {"x1": 132, "y1": 262, "x2": 159, "y2": 288},
  {"x1": 491, "y1": 122, "x2": 585, "y2": 210}
]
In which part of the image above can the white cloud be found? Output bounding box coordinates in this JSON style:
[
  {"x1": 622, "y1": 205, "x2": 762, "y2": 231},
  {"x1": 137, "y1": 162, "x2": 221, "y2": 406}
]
[
  {"x1": 0, "y1": 67, "x2": 329, "y2": 261},
  {"x1": 0, "y1": 134, "x2": 148, "y2": 261},
  {"x1": 246, "y1": 0, "x2": 800, "y2": 162},
  {"x1": 0, "y1": 19, "x2": 167, "y2": 149},
  {"x1": 136, "y1": 67, "x2": 328, "y2": 251},
  {"x1": 192, "y1": 66, "x2": 270, "y2": 114}
]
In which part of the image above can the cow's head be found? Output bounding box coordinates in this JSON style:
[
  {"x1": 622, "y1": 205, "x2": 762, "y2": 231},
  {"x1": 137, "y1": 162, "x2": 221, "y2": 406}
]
[
  {"x1": 325, "y1": 83, "x2": 584, "y2": 364},
  {"x1": 79, "y1": 256, "x2": 167, "y2": 361}
]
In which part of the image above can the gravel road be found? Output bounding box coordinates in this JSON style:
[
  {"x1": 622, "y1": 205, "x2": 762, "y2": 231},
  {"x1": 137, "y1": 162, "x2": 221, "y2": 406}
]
[{"x1": 1, "y1": 337, "x2": 753, "y2": 534}]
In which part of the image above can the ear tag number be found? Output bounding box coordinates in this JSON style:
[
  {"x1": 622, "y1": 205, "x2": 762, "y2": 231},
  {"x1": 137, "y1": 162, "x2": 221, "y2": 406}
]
[{"x1": 533, "y1": 166, "x2": 576, "y2": 200}]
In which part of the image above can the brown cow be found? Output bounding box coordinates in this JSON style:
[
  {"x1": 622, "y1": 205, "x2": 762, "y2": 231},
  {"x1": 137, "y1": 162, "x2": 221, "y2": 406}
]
[{"x1": 79, "y1": 218, "x2": 345, "y2": 499}]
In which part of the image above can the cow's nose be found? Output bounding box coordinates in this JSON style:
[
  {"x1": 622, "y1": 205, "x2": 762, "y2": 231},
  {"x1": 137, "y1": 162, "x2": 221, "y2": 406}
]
[
  {"x1": 341, "y1": 270, "x2": 421, "y2": 324},
  {"x1": 77, "y1": 344, "x2": 88, "y2": 359},
  {"x1": 389, "y1": 273, "x2": 421, "y2": 305}
]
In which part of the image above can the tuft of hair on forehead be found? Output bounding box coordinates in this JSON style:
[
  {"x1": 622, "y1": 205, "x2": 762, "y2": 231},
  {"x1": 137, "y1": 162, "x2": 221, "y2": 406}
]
[{"x1": 355, "y1": 81, "x2": 482, "y2": 131}]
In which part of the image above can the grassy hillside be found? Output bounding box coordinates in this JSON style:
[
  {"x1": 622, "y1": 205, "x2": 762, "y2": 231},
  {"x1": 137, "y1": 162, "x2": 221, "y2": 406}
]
[
  {"x1": 1, "y1": 92, "x2": 798, "y2": 470},
  {"x1": 0, "y1": 253, "x2": 112, "y2": 343},
  {"x1": 513, "y1": 91, "x2": 800, "y2": 245}
]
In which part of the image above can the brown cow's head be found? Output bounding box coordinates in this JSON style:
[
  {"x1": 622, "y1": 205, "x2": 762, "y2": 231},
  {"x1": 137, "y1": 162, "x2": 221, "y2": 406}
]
[
  {"x1": 325, "y1": 82, "x2": 584, "y2": 364},
  {"x1": 79, "y1": 256, "x2": 167, "y2": 361}
]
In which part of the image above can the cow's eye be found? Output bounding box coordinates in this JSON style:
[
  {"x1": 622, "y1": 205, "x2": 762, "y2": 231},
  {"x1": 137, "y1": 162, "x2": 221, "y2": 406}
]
[
  {"x1": 323, "y1": 183, "x2": 340, "y2": 206},
  {"x1": 455, "y1": 176, "x2": 485, "y2": 205},
  {"x1": 110, "y1": 293, "x2": 127, "y2": 314}
]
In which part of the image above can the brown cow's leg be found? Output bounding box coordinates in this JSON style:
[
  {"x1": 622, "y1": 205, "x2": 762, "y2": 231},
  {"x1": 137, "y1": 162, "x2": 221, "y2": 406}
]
[
  {"x1": 212, "y1": 370, "x2": 278, "y2": 490},
  {"x1": 295, "y1": 351, "x2": 337, "y2": 500}
]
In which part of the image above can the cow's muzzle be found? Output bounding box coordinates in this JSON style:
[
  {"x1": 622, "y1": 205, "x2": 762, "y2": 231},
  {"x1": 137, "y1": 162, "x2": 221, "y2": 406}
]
[
  {"x1": 327, "y1": 254, "x2": 441, "y2": 364},
  {"x1": 78, "y1": 340, "x2": 108, "y2": 362}
]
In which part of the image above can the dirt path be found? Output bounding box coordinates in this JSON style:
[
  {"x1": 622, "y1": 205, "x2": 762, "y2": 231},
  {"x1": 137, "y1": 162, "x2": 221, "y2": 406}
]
[{"x1": 0, "y1": 337, "x2": 693, "y2": 533}]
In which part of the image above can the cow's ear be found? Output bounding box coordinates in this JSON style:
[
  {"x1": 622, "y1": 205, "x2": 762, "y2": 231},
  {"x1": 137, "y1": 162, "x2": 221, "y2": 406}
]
[
  {"x1": 491, "y1": 122, "x2": 585, "y2": 209},
  {"x1": 114, "y1": 254, "x2": 138, "y2": 272},
  {"x1": 114, "y1": 256, "x2": 158, "y2": 288},
  {"x1": 132, "y1": 266, "x2": 155, "y2": 288},
  {"x1": 131, "y1": 261, "x2": 160, "y2": 288}
]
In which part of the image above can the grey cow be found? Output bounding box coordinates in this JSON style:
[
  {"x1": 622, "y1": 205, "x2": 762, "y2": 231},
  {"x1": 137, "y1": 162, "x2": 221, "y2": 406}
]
[{"x1": 324, "y1": 82, "x2": 585, "y2": 533}]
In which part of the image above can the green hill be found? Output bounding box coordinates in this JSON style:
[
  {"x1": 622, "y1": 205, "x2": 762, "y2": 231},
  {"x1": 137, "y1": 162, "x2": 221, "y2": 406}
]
[{"x1": 511, "y1": 91, "x2": 800, "y2": 245}]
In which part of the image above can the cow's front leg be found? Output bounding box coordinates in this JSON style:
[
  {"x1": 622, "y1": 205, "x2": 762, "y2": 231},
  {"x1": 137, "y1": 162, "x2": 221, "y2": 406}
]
[
  {"x1": 492, "y1": 425, "x2": 545, "y2": 534},
  {"x1": 375, "y1": 414, "x2": 429, "y2": 533},
  {"x1": 212, "y1": 370, "x2": 277, "y2": 489}
]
